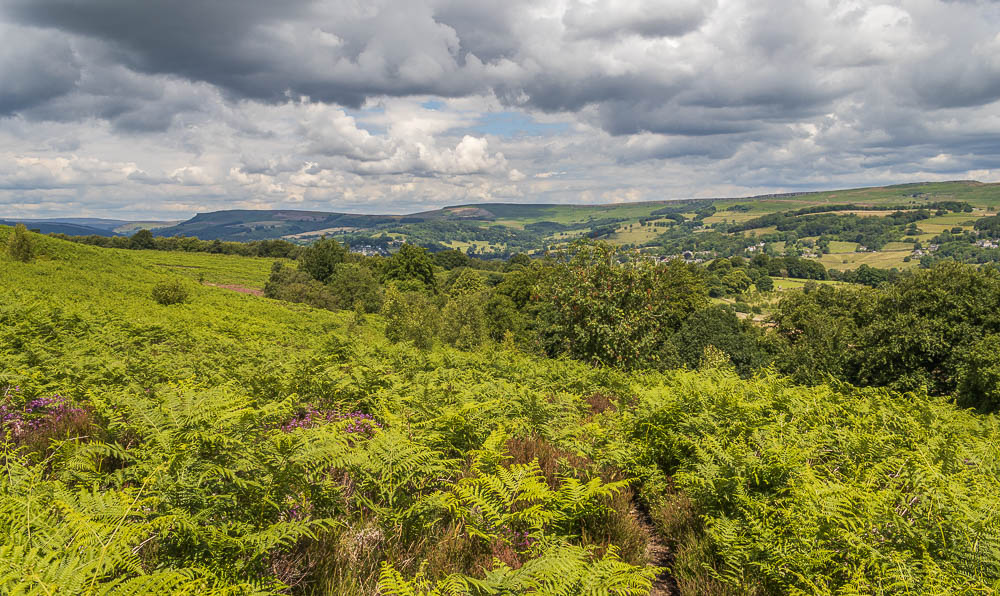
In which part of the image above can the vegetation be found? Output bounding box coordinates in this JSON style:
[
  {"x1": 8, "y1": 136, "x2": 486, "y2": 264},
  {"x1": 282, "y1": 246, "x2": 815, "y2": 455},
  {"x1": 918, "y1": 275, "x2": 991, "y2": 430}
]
[
  {"x1": 151, "y1": 279, "x2": 191, "y2": 305},
  {"x1": 533, "y1": 242, "x2": 706, "y2": 370},
  {"x1": 2, "y1": 223, "x2": 1000, "y2": 594},
  {"x1": 7, "y1": 223, "x2": 34, "y2": 262}
]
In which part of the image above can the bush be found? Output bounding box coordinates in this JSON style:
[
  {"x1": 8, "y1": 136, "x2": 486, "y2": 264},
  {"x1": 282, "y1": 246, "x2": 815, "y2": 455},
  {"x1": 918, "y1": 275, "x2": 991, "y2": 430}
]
[
  {"x1": 7, "y1": 224, "x2": 34, "y2": 262},
  {"x1": 151, "y1": 279, "x2": 190, "y2": 305},
  {"x1": 381, "y1": 284, "x2": 440, "y2": 349},
  {"x1": 264, "y1": 262, "x2": 338, "y2": 310}
]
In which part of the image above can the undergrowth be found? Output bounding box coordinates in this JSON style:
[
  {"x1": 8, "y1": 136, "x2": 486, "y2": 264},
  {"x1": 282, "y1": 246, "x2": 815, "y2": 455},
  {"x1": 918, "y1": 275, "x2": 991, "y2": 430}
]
[{"x1": 1, "y1": 227, "x2": 998, "y2": 594}]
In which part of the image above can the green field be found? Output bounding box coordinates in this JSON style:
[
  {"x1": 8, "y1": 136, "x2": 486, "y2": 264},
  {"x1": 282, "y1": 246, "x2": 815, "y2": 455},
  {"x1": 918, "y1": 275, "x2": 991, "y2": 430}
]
[{"x1": 126, "y1": 249, "x2": 283, "y2": 288}]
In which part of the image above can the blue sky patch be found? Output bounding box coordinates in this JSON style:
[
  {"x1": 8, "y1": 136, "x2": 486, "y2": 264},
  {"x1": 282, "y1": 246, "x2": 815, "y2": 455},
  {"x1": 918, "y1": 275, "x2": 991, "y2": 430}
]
[{"x1": 472, "y1": 112, "x2": 570, "y2": 138}]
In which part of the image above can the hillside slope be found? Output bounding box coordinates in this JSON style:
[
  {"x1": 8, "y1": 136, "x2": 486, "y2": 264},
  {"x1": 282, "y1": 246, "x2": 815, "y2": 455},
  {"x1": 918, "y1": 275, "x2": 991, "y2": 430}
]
[
  {"x1": 145, "y1": 181, "x2": 1000, "y2": 262},
  {"x1": 1, "y1": 229, "x2": 998, "y2": 594}
]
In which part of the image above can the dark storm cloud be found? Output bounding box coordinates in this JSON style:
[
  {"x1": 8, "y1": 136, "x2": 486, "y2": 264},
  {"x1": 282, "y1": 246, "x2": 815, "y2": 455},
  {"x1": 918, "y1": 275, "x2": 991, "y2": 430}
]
[
  {"x1": 4, "y1": 0, "x2": 313, "y2": 98},
  {"x1": 4, "y1": 0, "x2": 486, "y2": 107},
  {"x1": 0, "y1": 25, "x2": 81, "y2": 115}
]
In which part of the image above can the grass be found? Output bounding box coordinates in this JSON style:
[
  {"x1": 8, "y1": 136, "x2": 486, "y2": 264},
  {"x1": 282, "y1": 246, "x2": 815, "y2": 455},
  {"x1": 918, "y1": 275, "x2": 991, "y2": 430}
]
[
  {"x1": 817, "y1": 249, "x2": 917, "y2": 271},
  {"x1": 126, "y1": 249, "x2": 282, "y2": 288},
  {"x1": 770, "y1": 276, "x2": 849, "y2": 290},
  {"x1": 826, "y1": 240, "x2": 859, "y2": 253}
]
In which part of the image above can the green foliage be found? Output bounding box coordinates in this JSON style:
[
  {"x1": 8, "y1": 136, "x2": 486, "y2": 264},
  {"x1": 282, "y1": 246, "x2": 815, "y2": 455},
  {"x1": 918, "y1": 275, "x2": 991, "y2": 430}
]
[
  {"x1": 535, "y1": 241, "x2": 707, "y2": 369},
  {"x1": 381, "y1": 284, "x2": 440, "y2": 349},
  {"x1": 446, "y1": 268, "x2": 487, "y2": 297},
  {"x1": 671, "y1": 306, "x2": 774, "y2": 377},
  {"x1": 630, "y1": 368, "x2": 1000, "y2": 593},
  {"x1": 129, "y1": 228, "x2": 156, "y2": 250},
  {"x1": 5, "y1": 232, "x2": 1000, "y2": 595},
  {"x1": 441, "y1": 291, "x2": 489, "y2": 350},
  {"x1": 264, "y1": 262, "x2": 338, "y2": 310},
  {"x1": 299, "y1": 237, "x2": 347, "y2": 283},
  {"x1": 7, "y1": 223, "x2": 34, "y2": 262},
  {"x1": 327, "y1": 262, "x2": 383, "y2": 313},
  {"x1": 432, "y1": 249, "x2": 471, "y2": 270},
  {"x1": 384, "y1": 244, "x2": 437, "y2": 292},
  {"x1": 854, "y1": 262, "x2": 1000, "y2": 395},
  {"x1": 956, "y1": 333, "x2": 1000, "y2": 413},
  {"x1": 151, "y1": 279, "x2": 190, "y2": 305},
  {"x1": 378, "y1": 543, "x2": 657, "y2": 596},
  {"x1": 720, "y1": 269, "x2": 752, "y2": 296}
]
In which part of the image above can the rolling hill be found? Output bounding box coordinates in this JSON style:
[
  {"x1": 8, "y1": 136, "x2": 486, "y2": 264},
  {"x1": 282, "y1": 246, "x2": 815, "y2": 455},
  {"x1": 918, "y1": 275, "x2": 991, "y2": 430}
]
[{"x1": 144, "y1": 181, "x2": 1000, "y2": 267}]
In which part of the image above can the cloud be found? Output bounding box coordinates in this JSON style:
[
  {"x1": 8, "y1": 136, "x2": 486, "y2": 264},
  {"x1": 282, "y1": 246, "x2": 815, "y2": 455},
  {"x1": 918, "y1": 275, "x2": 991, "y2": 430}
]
[
  {"x1": 1, "y1": 0, "x2": 999, "y2": 218},
  {"x1": 563, "y1": 0, "x2": 715, "y2": 40},
  {"x1": 0, "y1": 24, "x2": 81, "y2": 115}
]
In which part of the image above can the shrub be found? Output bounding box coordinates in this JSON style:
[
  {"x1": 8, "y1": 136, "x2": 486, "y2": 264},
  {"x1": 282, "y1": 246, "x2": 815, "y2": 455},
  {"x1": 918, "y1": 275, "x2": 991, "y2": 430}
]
[
  {"x1": 7, "y1": 223, "x2": 34, "y2": 262},
  {"x1": 264, "y1": 262, "x2": 338, "y2": 310},
  {"x1": 381, "y1": 284, "x2": 440, "y2": 349},
  {"x1": 151, "y1": 279, "x2": 190, "y2": 305}
]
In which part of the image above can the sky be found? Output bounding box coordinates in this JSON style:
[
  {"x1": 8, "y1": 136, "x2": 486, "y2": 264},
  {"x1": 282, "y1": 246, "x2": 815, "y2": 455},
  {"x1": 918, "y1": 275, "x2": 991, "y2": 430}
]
[{"x1": 2, "y1": 0, "x2": 1000, "y2": 220}]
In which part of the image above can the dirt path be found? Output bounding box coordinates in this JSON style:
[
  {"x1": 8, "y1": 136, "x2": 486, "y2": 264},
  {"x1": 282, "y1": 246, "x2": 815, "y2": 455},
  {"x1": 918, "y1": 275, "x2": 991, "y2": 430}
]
[
  {"x1": 633, "y1": 501, "x2": 679, "y2": 596},
  {"x1": 203, "y1": 282, "x2": 264, "y2": 296}
]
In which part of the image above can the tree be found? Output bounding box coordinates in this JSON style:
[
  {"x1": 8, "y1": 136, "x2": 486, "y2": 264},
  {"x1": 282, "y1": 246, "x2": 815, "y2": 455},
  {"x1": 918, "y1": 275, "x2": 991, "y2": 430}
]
[
  {"x1": 441, "y1": 291, "x2": 488, "y2": 350},
  {"x1": 381, "y1": 284, "x2": 440, "y2": 349},
  {"x1": 721, "y1": 269, "x2": 752, "y2": 296},
  {"x1": 770, "y1": 284, "x2": 874, "y2": 385},
  {"x1": 264, "y1": 262, "x2": 338, "y2": 310},
  {"x1": 957, "y1": 334, "x2": 1000, "y2": 413},
  {"x1": 854, "y1": 263, "x2": 1000, "y2": 396},
  {"x1": 300, "y1": 237, "x2": 347, "y2": 283},
  {"x1": 7, "y1": 223, "x2": 34, "y2": 262},
  {"x1": 327, "y1": 262, "x2": 383, "y2": 313},
  {"x1": 431, "y1": 249, "x2": 470, "y2": 270},
  {"x1": 129, "y1": 229, "x2": 156, "y2": 250},
  {"x1": 534, "y1": 241, "x2": 707, "y2": 369},
  {"x1": 671, "y1": 306, "x2": 774, "y2": 377},
  {"x1": 755, "y1": 275, "x2": 774, "y2": 292},
  {"x1": 447, "y1": 268, "x2": 486, "y2": 297},
  {"x1": 383, "y1": 244, "x2": 436, "y2": 292},
  {"x1": 504, "y1": 253, "x2": 532, "y2": 271}
]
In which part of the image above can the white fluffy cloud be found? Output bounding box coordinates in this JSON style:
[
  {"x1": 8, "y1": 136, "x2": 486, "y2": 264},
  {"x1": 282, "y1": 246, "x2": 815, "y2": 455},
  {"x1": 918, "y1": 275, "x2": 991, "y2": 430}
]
[{"x1": 1, "y1": 0, "x2": 999, "y2": 218}]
